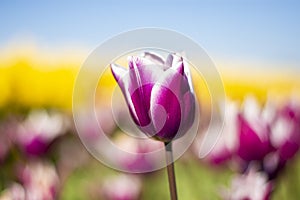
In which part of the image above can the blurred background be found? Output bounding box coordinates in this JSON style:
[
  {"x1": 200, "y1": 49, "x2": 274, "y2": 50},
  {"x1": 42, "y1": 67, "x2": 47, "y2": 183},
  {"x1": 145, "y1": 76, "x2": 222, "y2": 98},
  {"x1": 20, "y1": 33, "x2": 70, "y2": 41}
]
[{"x1": 0, "y1": 1, "x2": 300, "y2": 199}]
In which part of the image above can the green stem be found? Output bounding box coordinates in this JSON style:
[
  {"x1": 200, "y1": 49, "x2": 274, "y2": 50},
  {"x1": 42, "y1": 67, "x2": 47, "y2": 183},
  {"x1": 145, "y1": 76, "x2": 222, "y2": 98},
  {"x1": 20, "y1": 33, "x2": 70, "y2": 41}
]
[{"x1": 165, "y1": 142, "x2": 178, "y2": 200}]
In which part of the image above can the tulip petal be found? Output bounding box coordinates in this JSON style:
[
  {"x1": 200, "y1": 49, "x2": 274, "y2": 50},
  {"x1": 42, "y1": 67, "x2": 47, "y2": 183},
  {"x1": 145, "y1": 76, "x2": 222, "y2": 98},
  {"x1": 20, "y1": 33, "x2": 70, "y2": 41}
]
[
  {"x1": 166, "y1": 54, "x2": 194, "y2": 93},
  {"x1": 127, "y1": 57, "x2": 163, "y2": 128},
  {"x1": 128, "y1": 56, "x2": 163, "y2": 88},
  {"x1": 181, "y1": 92, "x2": 195, "y2": 134},
  {"x1": 143, "y1": 52, "x2": 165, "y2": 65},
  {"x1": 166, "y1": 53, "x2": 182, "y2": 69},
  {"x1": 150, "y1": 85, "x2": 181, "y2": 141},
  {"x1": 110, "y1": 63, "x2": 141, "y2": 127},
  {"x1": 110, "y1": 63, "x2": 127, "y2": 82},
  {"x1": 165, "y1": 54, "x2": 174, "y2": 68},
  {"x1": 170, "y1": 57, "x2": 184, "y2": 75},
  {"x1": 161, "y1": 64, "x2": 190, "y2": 97},
  {"x1": 182, "y1": 59, "x2": 194, "y2": 93},
  {"x1": 150, "y1": 66, "x2": 192, "y2": 141}
]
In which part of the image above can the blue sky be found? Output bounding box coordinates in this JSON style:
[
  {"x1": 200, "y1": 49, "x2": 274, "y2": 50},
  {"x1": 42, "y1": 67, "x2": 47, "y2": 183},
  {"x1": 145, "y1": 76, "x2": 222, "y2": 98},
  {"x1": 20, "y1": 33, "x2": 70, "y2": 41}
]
[{"x1": 1, "y1": 1, "x2": 300, "y2": 67}]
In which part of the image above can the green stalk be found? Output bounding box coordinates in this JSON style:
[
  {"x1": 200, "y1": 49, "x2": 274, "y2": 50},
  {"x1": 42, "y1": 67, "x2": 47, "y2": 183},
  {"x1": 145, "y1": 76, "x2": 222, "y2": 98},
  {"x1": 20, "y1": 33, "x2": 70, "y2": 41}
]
[{"x1": 165, "y1": 142, "x2": 178, "y2": 200}]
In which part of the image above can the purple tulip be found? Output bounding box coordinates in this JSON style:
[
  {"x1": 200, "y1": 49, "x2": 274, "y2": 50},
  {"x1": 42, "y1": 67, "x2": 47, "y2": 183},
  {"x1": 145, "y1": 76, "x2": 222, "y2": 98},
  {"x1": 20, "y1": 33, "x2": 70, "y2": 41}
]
[
  {"x1": 15, "y1": 110, "x2": 68, "y2": 156},
  {"x1": 270, "y1": 100, "x2": 300, "y2": 161},
  {"x1": 202, "y1": 96, "x2": 300, "y2": 181},
  {"x1": 111, "y1": 52, "x2": 195, "y2": 142},
  {"x1": 260, "y1": 99, "x2": 300, "y2": 179},
  {"x1": 237, "y1": 97, "x2": 273, "y2": 161}
]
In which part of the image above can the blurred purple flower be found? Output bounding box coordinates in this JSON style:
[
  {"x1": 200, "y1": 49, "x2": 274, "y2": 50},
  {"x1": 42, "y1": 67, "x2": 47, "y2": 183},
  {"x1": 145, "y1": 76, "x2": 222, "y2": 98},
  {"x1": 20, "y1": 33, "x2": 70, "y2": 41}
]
[
  {"x1": 15, "y1": 110, "x2": 68, "y2": 156},
  {"x1": 222, "y1": 167, "x2": 272, "y2": 200},
  {"x1": 204, "y1": 96, "x2": 300, "y2": 180},
  {"x1": 237, "y1": 97, "x2": 273, "y2": 162},
  {"x1": 270, "y1": 111, "x2": 300, "y2": 161},
  {"x1": 262, "y1": 152, "x2": 285, "y2": 180},
  {"x1": 280, "y1": 97, "x2": 300, "y2": 122},
  {"x1": 264, "y1": 99, "x2": 300, "y2": 179},
  {"x1": 111, "y1": 52, "x2": 195, "y2": 142},
  {"x1": 101, "y1": 174, "x2": 142, "y2": 200},
  {"x1": 18, "y1": 161, "x2": 60, "y2": 200}
]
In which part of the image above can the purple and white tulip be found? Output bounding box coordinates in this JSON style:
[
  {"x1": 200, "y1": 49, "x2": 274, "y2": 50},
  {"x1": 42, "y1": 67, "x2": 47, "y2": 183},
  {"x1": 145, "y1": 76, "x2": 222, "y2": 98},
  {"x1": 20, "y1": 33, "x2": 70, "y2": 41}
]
[
  {"x1": 270, "y1": 112, "x2": 300, "y2": 161},
  {"x1": 237, "y1": 97, "x2": 273, "y2": 162},
  {"x1": 264, "y1": 99, "x2": 300, "y2": 178},
  {"x1": 111, "y1": 52, "x2": 195, "y2": 142},
  {"x1": 16, "y1": 110, "x2": 68, "y2": 156},
  {"x1": 204, "y1": 96, "x2": 300, "y2": 180},
  {"x1": 271, "y1": 99, "x2": 300, "y2": 161}
]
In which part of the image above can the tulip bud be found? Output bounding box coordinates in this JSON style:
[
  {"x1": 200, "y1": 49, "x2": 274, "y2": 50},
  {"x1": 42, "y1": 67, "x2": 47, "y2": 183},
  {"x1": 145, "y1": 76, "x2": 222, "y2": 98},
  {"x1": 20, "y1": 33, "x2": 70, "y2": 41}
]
[{"x1": 111, "y1": 52, "x2": 195, "y2": 142}]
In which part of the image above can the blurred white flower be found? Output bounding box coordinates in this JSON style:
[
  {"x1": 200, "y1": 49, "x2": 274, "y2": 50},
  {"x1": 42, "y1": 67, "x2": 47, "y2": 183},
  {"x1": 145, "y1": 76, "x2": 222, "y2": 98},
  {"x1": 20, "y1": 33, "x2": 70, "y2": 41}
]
[
  {"x1": 0, "y1": 183, "x2": 25, "y2": 200},
  {"x1": 101, "y1": 174, "x2": 142, "y2": 200},
  {"x1": 19, "y1": 161, "x2": 60, "y2": 200},
  {"x1": 222, "y1": 167, "x2": 272, "y2": 200}
]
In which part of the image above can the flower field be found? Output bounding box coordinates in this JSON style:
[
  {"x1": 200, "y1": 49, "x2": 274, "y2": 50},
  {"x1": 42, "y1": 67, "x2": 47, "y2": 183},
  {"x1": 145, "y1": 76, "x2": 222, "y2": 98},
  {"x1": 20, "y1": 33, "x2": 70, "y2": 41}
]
[{"x1": 0, "y1": 46, "x2": 300, "y2": 200}]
